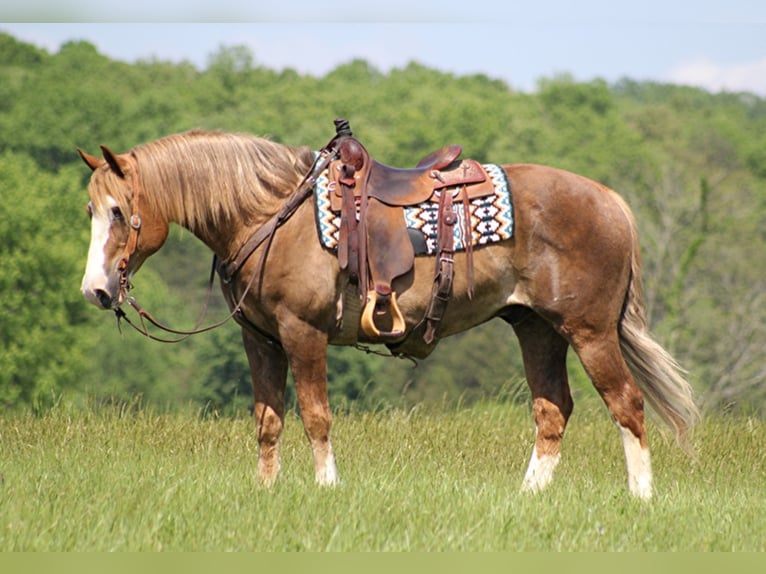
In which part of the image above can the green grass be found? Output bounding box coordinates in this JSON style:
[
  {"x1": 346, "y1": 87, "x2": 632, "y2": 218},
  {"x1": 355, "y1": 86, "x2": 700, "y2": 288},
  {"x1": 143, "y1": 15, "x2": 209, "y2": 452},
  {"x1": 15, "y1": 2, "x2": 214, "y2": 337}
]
[{"x1": 1, "y1": 400, "x2": 764, "y2": 551}]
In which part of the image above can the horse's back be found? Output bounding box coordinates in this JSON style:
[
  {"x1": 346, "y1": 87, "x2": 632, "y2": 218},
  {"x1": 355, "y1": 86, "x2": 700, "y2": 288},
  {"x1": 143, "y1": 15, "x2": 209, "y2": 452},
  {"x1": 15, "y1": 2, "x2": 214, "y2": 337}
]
[{"x1": 505, "y1": 163, "x2": 633, "y2": 252}]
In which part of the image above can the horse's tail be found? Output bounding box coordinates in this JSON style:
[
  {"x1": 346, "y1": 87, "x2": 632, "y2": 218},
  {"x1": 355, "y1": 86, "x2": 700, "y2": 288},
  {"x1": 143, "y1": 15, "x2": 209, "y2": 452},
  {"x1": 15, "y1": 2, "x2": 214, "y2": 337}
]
[{"x1": 617, "y1": 198, "x2": 700, "y2": 449}]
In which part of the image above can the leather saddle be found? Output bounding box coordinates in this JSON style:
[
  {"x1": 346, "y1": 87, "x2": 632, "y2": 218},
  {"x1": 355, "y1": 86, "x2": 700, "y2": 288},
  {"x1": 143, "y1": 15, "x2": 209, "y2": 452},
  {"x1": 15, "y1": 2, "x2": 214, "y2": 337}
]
[{"x1": 328, "y1": 131, "x2": 494, "y2": 343}]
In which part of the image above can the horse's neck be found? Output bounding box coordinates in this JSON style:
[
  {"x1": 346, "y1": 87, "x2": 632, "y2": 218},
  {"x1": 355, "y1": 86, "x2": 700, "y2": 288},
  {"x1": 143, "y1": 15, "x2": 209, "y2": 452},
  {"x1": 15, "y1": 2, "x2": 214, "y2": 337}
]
[
  {"x1": 163, "y1": 176, "x2": 293, "y2": 264},
  {"x1": 144, "y1": 140, "x2": 309, "y2": 262}
]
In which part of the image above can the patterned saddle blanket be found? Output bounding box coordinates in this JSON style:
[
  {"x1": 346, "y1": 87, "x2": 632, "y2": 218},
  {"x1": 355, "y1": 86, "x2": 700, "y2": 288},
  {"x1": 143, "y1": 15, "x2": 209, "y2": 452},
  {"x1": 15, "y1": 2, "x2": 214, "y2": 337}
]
[{"x1": 314, "y1": 163, "x2": 514, "y2": 255}]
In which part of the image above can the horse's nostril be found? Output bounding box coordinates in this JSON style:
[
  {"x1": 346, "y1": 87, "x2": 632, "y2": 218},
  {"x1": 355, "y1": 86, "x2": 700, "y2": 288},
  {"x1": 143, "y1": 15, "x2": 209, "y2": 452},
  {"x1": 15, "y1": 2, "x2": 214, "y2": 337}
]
[{"x1": 94, "y1": 289, "x2": 113, "y2": 309}]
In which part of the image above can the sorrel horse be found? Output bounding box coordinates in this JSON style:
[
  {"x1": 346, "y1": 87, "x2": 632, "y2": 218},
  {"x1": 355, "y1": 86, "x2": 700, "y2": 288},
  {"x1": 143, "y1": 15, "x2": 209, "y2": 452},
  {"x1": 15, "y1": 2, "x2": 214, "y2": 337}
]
[{"x1": 78, "y1": 127, "x2": 698, "y2": 499}]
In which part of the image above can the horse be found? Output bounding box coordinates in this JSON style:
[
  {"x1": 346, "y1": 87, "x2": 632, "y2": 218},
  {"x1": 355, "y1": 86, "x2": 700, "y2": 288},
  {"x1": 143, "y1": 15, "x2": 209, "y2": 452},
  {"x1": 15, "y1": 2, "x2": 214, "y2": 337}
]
[{"x1": 77, "y1": 127, "x2": 698, "y2": 499}]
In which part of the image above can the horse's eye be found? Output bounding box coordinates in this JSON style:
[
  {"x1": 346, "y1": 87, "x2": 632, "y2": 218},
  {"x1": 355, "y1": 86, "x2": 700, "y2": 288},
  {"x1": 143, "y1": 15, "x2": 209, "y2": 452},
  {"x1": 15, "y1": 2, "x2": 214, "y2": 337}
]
[{"x1": 111, "y1": 206, "x2": 124, "y2": 222}]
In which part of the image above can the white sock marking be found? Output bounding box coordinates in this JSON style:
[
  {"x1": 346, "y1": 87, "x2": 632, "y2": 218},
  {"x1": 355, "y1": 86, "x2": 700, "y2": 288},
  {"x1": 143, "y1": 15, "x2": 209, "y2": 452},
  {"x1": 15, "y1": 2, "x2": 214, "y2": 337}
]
[
  {"x1": 619, "y1": 424, "x2": 653, "y2": 499},
  {"x1": 521, "y1": 446, "x2": 560, "y2": 493},
  {"x1": 315, "y1": 445, "x2": 339, "y2": 486}
]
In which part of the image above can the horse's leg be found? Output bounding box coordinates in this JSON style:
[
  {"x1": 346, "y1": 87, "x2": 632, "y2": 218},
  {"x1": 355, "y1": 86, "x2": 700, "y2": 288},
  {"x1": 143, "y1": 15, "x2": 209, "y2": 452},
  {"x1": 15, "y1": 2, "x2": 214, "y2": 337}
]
[
  {"x1": 570, "y1": 330, "x2": 652, "y2": 499},
  {"x1": 507, "y1": 310, "x2": 573, "y2": 493},
  {"x1": 278, "y1": 319, "x2": 338, "y2": 486},
  {"x1": 241, "y1": 328, "x2": 289, "y2": 486}
]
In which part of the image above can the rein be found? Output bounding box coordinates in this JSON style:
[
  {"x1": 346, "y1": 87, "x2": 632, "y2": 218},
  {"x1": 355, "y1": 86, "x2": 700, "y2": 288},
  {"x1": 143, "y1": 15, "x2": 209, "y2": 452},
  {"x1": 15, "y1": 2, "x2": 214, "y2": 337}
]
[{"x1": 113, "y1": 137, "x2": 341, "y2": 343}]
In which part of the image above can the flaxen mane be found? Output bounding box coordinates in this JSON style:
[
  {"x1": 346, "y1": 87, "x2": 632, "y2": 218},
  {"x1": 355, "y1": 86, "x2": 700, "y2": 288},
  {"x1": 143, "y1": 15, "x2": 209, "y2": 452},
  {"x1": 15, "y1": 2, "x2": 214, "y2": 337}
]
[{"x1": 128, "y1": 130, "x2": 314, "y2": 233}]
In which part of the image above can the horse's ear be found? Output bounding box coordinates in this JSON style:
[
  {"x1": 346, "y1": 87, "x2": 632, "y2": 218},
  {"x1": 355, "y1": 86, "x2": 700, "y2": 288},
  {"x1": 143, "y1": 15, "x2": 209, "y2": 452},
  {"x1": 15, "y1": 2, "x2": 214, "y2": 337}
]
[
  {"x1": 77, "y1": 148, "x2": 101, "y2": 171},
  {"x1": 100, "y1": 145, "x2": 130, "y2": 178}
]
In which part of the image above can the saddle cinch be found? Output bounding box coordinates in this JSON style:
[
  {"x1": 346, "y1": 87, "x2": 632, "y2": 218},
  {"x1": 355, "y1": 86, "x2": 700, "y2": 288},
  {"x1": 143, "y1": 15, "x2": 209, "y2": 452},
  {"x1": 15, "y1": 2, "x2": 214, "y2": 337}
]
[{"x1": 328, "y1": 126, "x2": 496, "y2": 344}]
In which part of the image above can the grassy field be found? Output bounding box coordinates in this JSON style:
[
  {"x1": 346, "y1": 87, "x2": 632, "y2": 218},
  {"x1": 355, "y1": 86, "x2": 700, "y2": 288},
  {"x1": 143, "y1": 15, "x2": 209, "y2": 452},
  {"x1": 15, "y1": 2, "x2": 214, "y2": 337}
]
[{"x1": 1, "y1": 399, "x2": 764, "y2": 551}]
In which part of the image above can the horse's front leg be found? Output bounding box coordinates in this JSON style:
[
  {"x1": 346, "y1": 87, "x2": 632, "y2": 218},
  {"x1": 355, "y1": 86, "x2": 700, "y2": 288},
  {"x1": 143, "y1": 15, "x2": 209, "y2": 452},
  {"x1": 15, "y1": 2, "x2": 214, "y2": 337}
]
[
  {"x1": 280, "y1": 318, "x2": 338, "y2": 485},
  {"x1": 241, "y1": 328, "x2": 289, "y2": 486}
]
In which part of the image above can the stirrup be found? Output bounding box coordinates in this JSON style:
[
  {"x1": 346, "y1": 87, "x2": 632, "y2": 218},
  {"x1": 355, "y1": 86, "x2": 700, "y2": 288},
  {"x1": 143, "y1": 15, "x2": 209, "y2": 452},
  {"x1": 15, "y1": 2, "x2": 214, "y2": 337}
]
[{"x1": 360, "y1": 289, "x2": 406, "y2": 340}]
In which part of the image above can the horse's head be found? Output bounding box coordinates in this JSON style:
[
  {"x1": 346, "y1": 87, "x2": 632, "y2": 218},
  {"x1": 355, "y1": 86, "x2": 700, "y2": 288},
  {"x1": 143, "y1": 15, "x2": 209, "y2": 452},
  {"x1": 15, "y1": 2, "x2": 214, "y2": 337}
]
[{"x1": 78, "y1": 146, "x2": 169, "y2": 310}]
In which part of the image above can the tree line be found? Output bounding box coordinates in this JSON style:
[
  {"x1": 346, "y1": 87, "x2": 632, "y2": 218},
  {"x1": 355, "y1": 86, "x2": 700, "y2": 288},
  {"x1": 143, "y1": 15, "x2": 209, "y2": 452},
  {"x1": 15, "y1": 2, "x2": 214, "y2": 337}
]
[{"x1": 1, "y1": 32, "x2": 765, "y2": 414}]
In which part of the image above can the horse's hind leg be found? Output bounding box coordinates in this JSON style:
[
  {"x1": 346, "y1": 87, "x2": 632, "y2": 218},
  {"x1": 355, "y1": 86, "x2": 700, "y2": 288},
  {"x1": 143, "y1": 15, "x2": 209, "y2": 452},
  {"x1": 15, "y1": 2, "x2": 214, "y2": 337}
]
[
  {"x1": 507, "y1": 309, "x2": 573, "y2": 493},
  {"x1": 242, "y1": 328, "x2": 289, "y2": 486},
  {"x1": 570, "y1": 331, "x2": 652, "y2": 499}
]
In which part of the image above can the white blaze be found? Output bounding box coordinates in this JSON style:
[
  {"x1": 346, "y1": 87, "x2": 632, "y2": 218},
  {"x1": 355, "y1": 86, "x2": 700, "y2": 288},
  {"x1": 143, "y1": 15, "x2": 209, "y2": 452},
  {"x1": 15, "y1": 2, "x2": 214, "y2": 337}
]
[{"x1": 81, "y1": 196, "x2": 117, "y2": 306}]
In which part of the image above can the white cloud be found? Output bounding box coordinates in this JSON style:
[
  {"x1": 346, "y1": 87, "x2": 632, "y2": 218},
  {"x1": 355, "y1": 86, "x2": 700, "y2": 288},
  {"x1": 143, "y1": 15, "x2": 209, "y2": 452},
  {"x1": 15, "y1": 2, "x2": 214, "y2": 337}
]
[{"x1": 668, "y1": 57, "x2": 766, "y2": 96}]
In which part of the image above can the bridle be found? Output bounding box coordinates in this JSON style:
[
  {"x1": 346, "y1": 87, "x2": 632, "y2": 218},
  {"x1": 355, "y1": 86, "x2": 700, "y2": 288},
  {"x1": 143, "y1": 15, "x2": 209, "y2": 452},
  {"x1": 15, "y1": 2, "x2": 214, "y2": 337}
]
[
  {"x1": 112, "y1": 136, "x2": 341, "y2": 343},
  {"x1": 115, "y1": 153, "x2": 144, "y2": 303}
]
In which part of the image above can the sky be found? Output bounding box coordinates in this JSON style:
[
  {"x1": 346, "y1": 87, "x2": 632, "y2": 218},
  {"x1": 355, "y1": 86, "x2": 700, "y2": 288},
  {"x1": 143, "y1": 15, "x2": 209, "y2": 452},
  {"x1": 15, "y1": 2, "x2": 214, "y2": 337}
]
[{"x1": 2, "y1": 1, "x2": 766, "y2": 95}]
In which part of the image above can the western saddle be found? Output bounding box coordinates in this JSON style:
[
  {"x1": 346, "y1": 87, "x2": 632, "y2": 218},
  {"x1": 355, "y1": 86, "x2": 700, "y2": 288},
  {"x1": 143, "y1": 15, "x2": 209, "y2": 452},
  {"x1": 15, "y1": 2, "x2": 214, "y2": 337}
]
[{"x1": 327, "y1": 119, "x2": 495, "y2": 345}]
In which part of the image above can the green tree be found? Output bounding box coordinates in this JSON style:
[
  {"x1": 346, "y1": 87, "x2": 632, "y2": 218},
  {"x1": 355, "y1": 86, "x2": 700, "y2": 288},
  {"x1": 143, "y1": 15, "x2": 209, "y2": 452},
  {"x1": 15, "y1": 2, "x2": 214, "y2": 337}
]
[
  {"x1": 0, "y1": 153, "x2": 92, "y2": 408},
  {"x1": 2, "y1": 30, "x2": 765, "y2": 413},
  {"x1": 0, "y1": 32, "x2": 46, "y2": 67}
]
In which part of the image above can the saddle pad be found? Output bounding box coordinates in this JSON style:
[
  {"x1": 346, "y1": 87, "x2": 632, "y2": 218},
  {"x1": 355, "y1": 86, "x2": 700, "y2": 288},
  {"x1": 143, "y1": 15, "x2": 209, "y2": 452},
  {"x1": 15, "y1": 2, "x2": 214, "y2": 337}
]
[{"x1": 314, "y1": 163, "x2": 513, "y2": 255}]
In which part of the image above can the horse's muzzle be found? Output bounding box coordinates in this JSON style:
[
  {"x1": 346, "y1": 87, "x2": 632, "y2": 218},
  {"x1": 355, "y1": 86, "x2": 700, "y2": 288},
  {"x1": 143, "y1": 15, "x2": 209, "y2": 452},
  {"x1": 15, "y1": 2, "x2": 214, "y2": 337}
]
[
  {"x1": 82, "y1": 286, "x2": 119, "y2": 310},
  {"x1": 96, "y1": 289, "x2": 116, "y2": 309}
]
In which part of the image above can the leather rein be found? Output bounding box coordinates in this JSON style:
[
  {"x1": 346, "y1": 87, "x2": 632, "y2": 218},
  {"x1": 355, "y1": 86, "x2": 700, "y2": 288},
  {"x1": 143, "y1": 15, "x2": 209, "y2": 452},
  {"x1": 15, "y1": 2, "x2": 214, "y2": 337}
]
[{"x1": 113, "y1": 138, "x2": 340, "y2": 343}]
